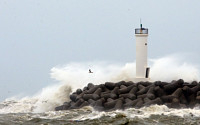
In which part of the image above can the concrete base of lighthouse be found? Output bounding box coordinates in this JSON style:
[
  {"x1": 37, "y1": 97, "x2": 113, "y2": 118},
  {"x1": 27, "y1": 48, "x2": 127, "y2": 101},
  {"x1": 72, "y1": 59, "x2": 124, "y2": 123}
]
[{"x1": 133, "y1": 78, "x2": 151, "y2": 83}]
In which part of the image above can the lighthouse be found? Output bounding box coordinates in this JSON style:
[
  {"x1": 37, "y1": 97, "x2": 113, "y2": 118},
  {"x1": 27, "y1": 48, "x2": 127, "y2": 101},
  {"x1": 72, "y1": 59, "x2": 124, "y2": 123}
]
[{"x1": 135, "y1": 23, "x2": 150, "y2": 82}]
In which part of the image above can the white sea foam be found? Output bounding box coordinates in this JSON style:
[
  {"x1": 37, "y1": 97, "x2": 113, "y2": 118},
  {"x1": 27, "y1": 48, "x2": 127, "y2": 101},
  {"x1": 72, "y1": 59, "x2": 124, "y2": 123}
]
[
  {"x1": 71, "y1": 105, "x2": 200, "y2": 120},
  {"x1": 0, "y1": 55, "x2": 199, "y2": 114}
]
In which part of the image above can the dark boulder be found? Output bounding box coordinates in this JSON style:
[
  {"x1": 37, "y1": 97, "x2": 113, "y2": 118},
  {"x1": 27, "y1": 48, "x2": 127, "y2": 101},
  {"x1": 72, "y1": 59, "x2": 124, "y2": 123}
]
[
  {"x1": 144, "y1": 97, "x2": 163, "y2": 106},
  {"x1": 79, "y1": 101, "x2": 89, "y2": 108},
  {"x1": 76, "y1": 89, "x2": 82, "y2": 95},
  {"x1": 104, "y1": 100, "x2": 117, "y2": 109},
  {"x1": 94, "y1": 88, "x2": 102, "y2": 95},
  {"x1": 111, "y1": 87, "x2": 119, "y2": 94},
  {"x1": 172, "y1": 88, "x2": 182, "y2": 98},
  {"x1": 119, "y1": 85, "x2": 135, "y2": 94},
  {"x1": 119, "y1": 93, "x2": 136, "y2": 100},
  {"x1": 70, "y1": 94, "x2": 77, "y2": 102},
  {"x1": 123, "y1": 81, "x2": 135, "y2": 87},
  {"x1": 129, "y1": 87, "x2": 138, "y2": 94},
  {"x1": 55, "y1": 105, "x2": 64, "y2": 111},
  {"x1": 115, "y1": 81, "x2": 126, "y2": 87},
  {"x1": 154, "y1": 86, "x2": 166, "y2": 97},
  {"x1": 114, "y1": 99, "x2": 123, "y2": 109},
  {"x1": 83, "y1": 94, "x2": 100, "y2": 101},
  {"x1": 140, "y1": 82, "x2": 152, "y2": 87},
  {"x1": 135, "y1": 99, "x2": 144, "y2": 108},
  {"x1": 163, "y1": 79, "x2": 184, "y2": 94},
  {"x1": 87, "y1": 83, "x2": 95, "y2": 89},
  {"x1": 105, "y1": 82, "x2": 115, "y2": 90},
  {"x1": 85, "y1": 85, "x2": 99, "y2": 94},
  {"x1": 101, "y1": 92, "x2": 117, "y2": 99}
]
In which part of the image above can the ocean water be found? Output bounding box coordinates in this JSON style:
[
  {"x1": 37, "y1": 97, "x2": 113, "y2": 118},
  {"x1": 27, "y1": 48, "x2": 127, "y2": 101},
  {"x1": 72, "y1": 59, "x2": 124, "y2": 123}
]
[
  {"x1": 1, "y1": 104, "x2": 200, "y2": 125},
  {"x1": 0, "y1": 55, "x2": 200, "y2": 125}
]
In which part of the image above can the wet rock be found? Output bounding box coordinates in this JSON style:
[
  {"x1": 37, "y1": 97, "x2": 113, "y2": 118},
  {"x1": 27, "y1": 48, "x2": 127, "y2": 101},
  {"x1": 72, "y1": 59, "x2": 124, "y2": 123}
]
[
  {"x1": 88, "y1": 99, "x2": 95, "y2": 106},
  {"x1": 179, "y1": 94, "x2": 187, "y2": 104},
  {"x1": 147, "y1": 86, "x2": 155, "y2": 94},
  {"x1": 119, "y1": 93, "x2": 136, "y2": 100},
  {"x1": 154, "y1": 81, "x2": 168, "y2": 88},
  {"x1": 197, "y1": 91, "x2": 200, "y2": 96},
  {"x1": 56, "y1": 79, "x2": 200, "y2": 111},
  {"x1": 191, "y1": 81, "x2": 198, "y2": 86},
  {"x1": 137, "y1": 94, "x2": 147, "y2": 99},
  {"x1": 104, "y1": 100, "x2": 117, "y2": 109},
  {"x1": 172, "y1": 88, "x2": 182, "y2": 98},
  {"x1": 179, "y1": 104, "x2": 187, "y2": 108},
  {"x1": 137, "y1": 87, "x2": 148, "y2": 95},
  {"x1": 101, "y1": 93, "x2": 117, "y2": 99},
  {"x1": 182, "y1": 86, "x2": 193, "y2": 95},
  {"x1": 164, "y1": 79, "x2": 184, "y2": 94},
  {"x1": 161, "y1": 95, "x2": 174, "y2": 102},
  {"x1": 94, "y1": 88, "x2": 102, "y2": 95},
  {"x1": 138, "y1": 84, "x2": 145, "y2": 90},
  {"x1": 191, "y1": 85, "x2": 200, "y2": 94},
  {"x1": 116, "y1": 81, "x2": 126, "y2": 87},
  {"x1": 75, "y1": 92, "x2": 84, "y2": 101},
  {"x1": 123, "y1": 81, "x2": 135, "y2": 87},
  {"x1": 70, "y1": 94, "x2": 77, "y2": 102},
  {"x1": 111, "y1": 87, "x2": 119, "y2": 94},
  {"x1": 171, "y1": 98, "x2": 180, "y2": 108},
  {"x1": 140, "y1": 82, "x2": 152, "y2": 87},
  {"x1": 120, "y1": 85, "x2": 127, "y2": 89},
  {"x1": 125, "y1": 98, "x2": 132, "y2": 103},
  {"x1": 114, "y1": 99, "x2": 123, "y2": 109},
  {"x1": 107, "y1": 98, "x2": 114, "y2": 102},
  {"x1": 83, "y1": 94, "x2": 100, "y2": 101},
  {"x1": 144, "y1": 97, "x2": 151, "y2": 103},
  {"x1": 94, "y1": 98, "x2": 105, "y2": 110},
  {"x1": 135, "y1": 99, "x2": 144, "y2": 108},
  {"x1": 63, "y1": 102, "x2": 70, "y2": 110},
  {"x1": 79, "y1": 101, "x2": 89, "y2": 108},
  {"x1": 144, "y1": 97, "x2": 163, "y2": 106},
  {"x1": 129, "y1": 87, "x2": 138, "y2": 94},
  {"x1": 124, "y1": 98, "x2": 141, "y2": 109},
  {"x1": 70, "y1": 98, "x2": 84, "y2": 109},
  {"x1": 76, "y1": 89, "x2": 82, "y2": 95},
  {"x1": 105, "y1": 82, "x2": 115, "y2": 90},
  {"x1": 87, "y1": 83, "x2": 95, "y2": 89},
  {"x1": 83, "y1": 86, "x2": 88, "y2": 91},
  {"x1": 85, "y1": 85, "x2": 99, "y2": 94},
  {"x1": 119, "y1": 85, "x2": 135, "y2": 94},
  {"x1": 154, "y1": 86, "x2": 166, "y2": 97}
]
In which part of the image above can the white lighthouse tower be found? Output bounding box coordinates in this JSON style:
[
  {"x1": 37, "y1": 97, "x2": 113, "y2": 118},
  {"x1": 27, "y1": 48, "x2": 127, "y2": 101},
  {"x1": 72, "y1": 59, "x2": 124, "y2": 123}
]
[{"x1": 135, "y1": 23, "x2": 150, "y2": 82}]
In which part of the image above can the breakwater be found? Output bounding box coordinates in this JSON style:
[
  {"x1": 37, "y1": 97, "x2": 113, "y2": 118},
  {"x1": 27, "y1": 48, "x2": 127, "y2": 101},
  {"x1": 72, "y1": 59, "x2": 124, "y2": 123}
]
[{"x1": 55, "y1": 79, "x2": 200, "y2": 111}]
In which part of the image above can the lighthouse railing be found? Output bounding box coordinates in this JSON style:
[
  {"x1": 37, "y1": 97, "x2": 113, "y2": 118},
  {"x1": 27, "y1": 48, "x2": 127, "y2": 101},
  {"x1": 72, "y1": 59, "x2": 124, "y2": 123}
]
[{"x1": 135, "y1": 28, "x2": 148, "y2": 34}]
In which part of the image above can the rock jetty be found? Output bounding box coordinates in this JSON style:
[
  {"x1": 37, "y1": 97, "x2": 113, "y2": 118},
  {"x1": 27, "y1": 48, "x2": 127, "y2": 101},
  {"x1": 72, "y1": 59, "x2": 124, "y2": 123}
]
[{"x1": 55, "y1": 79, "x2": 200, "y2": 111}]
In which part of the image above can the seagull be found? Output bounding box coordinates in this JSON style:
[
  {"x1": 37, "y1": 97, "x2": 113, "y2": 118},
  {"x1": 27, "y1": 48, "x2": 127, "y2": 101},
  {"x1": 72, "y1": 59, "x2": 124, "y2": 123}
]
[{"x1": 89, "y1": 69, "x2": 93, "y2": 73}]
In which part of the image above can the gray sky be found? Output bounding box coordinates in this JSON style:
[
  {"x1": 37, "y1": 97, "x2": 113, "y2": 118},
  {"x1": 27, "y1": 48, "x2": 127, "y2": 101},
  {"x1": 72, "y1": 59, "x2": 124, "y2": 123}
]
[{"x1": 0, "y1": 0, "x2": 200, "y2": 101}]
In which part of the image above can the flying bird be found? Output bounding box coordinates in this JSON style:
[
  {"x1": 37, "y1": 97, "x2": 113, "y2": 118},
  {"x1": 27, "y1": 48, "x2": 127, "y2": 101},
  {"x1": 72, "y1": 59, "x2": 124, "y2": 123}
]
[{"x1": 89, "y1": 69, "x2": 93, "y2": 73}]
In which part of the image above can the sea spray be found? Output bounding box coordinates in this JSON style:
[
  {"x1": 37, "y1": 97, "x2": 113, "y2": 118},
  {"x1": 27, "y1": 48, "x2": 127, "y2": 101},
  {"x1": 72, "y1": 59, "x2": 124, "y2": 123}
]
[
  {"x1": 0, "y1": 84, "x2": 71, "y2": 113},
  {"x1": 0, "y1": 55, "x2": 199, "y2": 113},
  {"x1": 150, "y1": 55, "x2": 200, "y2": 82},
  {"x1": 33, "y1": 84, "x2": 72, "y2": 112}
]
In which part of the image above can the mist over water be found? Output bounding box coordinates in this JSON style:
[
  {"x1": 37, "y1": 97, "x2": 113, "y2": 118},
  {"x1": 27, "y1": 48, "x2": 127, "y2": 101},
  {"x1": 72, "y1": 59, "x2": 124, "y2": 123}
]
[{"x1": 0, "y1": 55, "x2": 199, "y2": 114}]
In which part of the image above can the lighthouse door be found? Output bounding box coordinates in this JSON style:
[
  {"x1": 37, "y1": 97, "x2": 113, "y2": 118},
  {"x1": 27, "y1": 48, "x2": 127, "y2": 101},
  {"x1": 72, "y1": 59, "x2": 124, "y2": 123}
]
[{"x1": 145, "y1": 67, "x2": 150, "y2": 78}]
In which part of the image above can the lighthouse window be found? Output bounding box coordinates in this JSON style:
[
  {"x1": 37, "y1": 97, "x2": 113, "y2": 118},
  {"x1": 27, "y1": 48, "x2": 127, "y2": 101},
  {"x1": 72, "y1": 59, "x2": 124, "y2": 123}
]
[{"x1": 145, "y1": 43, "x2": 147, "y2": 45}]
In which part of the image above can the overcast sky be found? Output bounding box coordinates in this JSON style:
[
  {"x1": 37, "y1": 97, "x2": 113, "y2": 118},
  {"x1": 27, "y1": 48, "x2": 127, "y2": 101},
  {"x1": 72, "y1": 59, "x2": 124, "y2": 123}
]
[{"x1": 0, "y1": 0, "x2": 200, "y2": 101}]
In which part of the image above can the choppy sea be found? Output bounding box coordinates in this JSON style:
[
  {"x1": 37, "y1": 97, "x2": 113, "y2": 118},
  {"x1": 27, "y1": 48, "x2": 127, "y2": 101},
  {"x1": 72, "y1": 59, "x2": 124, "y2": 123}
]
[{"x1": 1, "y1": 100, "x2": 200, "y2": 125}]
